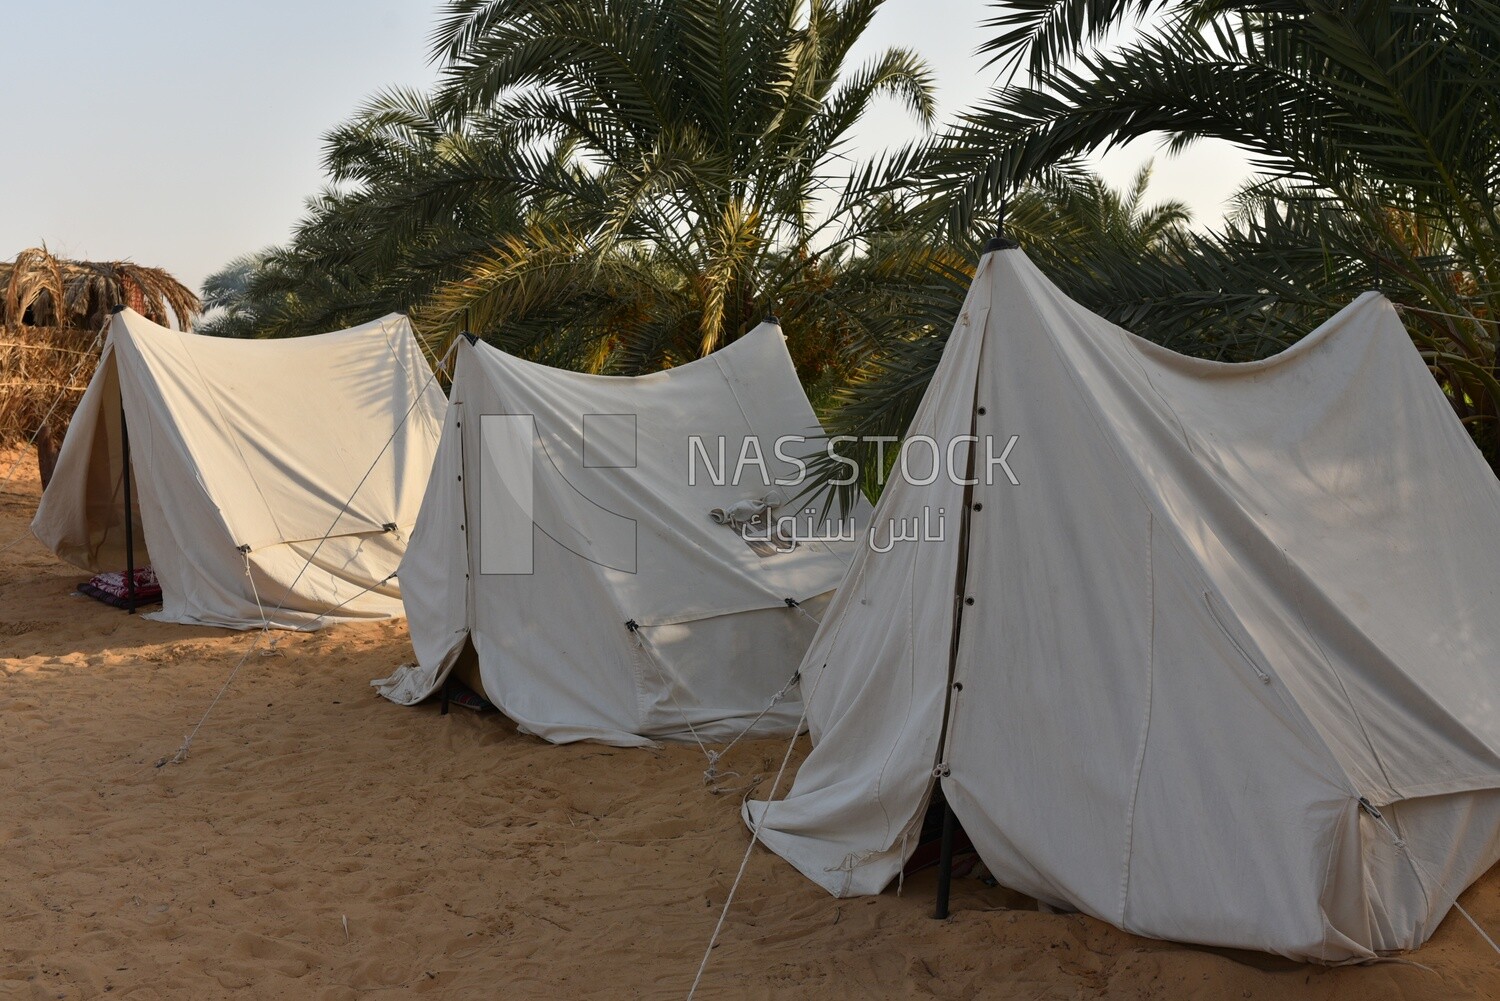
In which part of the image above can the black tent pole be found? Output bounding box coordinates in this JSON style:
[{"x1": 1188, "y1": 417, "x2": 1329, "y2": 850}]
[
  {"x1": 934, "y1": 799, "x2": 958, "y2": 919},
  {"x1": 110, "y1": 305, "x2": 137, "y2": 614},
  {"x1": 933, "y1": 422, "x2": 977, "y2": 920},
  {"x1": 120, "y1": 398, "x2": 137, "y2": 614},
  {"x1": 935, "y1": 207, "x2": 1014, "y2": 920}
]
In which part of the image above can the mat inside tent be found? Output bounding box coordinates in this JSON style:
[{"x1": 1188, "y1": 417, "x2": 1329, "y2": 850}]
[{"x1": 77, "y1": 567, "x2": 162, "y2": 609}]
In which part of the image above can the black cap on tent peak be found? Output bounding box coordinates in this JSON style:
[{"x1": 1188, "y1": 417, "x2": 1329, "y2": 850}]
[
  {"x1": 110, "y1": 304, "x2": 127, "y2": 314},
  {"x1": 983, "y1": 200, "x2": 1020, "y2": 253}
]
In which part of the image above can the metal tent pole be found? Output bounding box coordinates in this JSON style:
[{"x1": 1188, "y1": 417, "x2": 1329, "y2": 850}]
[
  {"x1": 111, "y1": 305, "x2": 138, "y2": 614},
  {"x1": 120, "y1": 399, "x2": 137, "y2": 614},
  {"x1": 933, "y1": 433, "x2": 977, "y2": 920},
  {"x1": 934, "y1": 799, "x2": 958, "y2": 919},
  {"x1": 934, "y1": 215, "x2": 1018, "y2": 921}
]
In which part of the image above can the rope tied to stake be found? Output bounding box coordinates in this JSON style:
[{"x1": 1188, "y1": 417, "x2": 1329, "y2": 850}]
[
  {"x1": 702, "y1": 666, "x2": 801, "y2": 790},
  {"x1": 158, "y1": 337, "x2": 457, "y2": 767},
  {"x1": 784, "y1": 595, "x2": 822, "y2": 626},
  {"x1": 626, "y1": 612, "x2": 807, "y2": 793}
]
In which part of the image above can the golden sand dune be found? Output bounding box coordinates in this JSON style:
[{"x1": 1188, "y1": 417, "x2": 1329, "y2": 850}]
[{"x1": 0, "y1": 450, "x2": 1496, "y2": 999}]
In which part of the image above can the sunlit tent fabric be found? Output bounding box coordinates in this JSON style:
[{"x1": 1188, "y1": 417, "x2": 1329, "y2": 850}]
[
  {"x1": 746, "y1": 244, "x2": 1500, "y2": 961},
  {"x1": 375, "y1": 322, "x2": 868, "y2": 747},
  {"x1": 32, "y1": 309, "x2": 446, "y2": 629}
]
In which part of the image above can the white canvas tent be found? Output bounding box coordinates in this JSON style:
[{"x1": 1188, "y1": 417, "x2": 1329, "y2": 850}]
[
  {"x1": 375, "y1": 322, "x2": 869, "y2": 747},
  {"x1": 745, "y1": 242, "x2": 1500, "y2": 961},
  {"x1": 32, "y1": 308, "x2": 446, "y2": 629}
]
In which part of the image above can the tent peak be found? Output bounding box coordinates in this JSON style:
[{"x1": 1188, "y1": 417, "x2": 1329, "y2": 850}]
[
  {"x1": 983, "y1": 198, "x2": 1019, "y2": 255},
  {"x1": 110, "y1": 304, "x2": 127, "y2": 314}
]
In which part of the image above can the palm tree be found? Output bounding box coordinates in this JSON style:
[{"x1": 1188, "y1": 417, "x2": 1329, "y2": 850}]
[
  {"x1": 811, "y1": 165, "x2": 1192, "y2": 502},
  {"x1": 419, "y1": 0, "x2": 941, "y2": 382},
  {"x1": 201, "y1": 0, "x2": 1220, "y2": 506},
  {"x1": 200, "y1": 90, "x2": 534, "y2": 341},
  {"x1": 199, "y1": 251, "x2": 274, "y2": 338},
  {"x1": 918, "y1": 0, "x2": 1500, "y2": 466}
]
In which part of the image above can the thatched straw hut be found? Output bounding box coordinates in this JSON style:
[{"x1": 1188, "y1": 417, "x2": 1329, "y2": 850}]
[{"x1": 0, "y1": 246, "x2": 199, "y2": 485}]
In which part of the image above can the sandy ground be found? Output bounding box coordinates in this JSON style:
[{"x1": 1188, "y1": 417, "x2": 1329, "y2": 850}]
[{"x1": 0, "y1": 448, "x2": 1497, "y2": 1000}]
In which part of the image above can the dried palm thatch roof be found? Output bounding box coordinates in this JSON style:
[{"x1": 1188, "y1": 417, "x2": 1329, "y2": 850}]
[
  {"x1": 0, "y1": 247, "x2": 200, "y2": 480},
  {"x1": 0, "y1": 246, "x2": 200, "y2": 332}
]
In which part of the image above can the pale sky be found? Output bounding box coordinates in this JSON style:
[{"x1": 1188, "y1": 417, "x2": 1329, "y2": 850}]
[{"x1": 2, "y1": 1, "x2": 1251, "y2": 294}]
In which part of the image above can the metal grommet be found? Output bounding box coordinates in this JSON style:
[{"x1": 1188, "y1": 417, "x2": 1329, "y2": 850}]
[
  {"x1": 972, "y1": 502, "x2": 983, "y2": 511},
  {"x1": 953, "y1": 682, "x2": 963, "y2": 692},
  {"x1": 964, "y1": 597, "x2": 975, "y2": 606},
  {"x1": 977, "y1": 406, "x2": 987, "y2": 415}
]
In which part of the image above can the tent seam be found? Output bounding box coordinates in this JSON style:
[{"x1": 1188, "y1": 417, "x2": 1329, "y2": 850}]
[
  {"x1": 1312, "y1": 799, "x2": 1351, "y2": 962},
  {"x1": 1119, "y1": 336, "x2": 1193, "y2": 456},
  {"x1": 1118, "y1": 509, "x2": 1156, "y2": 928},
  {"x1": 872, "y1": 538, "x2": 923, "y2": 845}
]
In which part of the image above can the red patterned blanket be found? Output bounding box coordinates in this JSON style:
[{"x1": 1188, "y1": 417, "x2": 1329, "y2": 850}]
[{"x1": 78, "y1": 567, "x2": 162, "y2": 609}]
